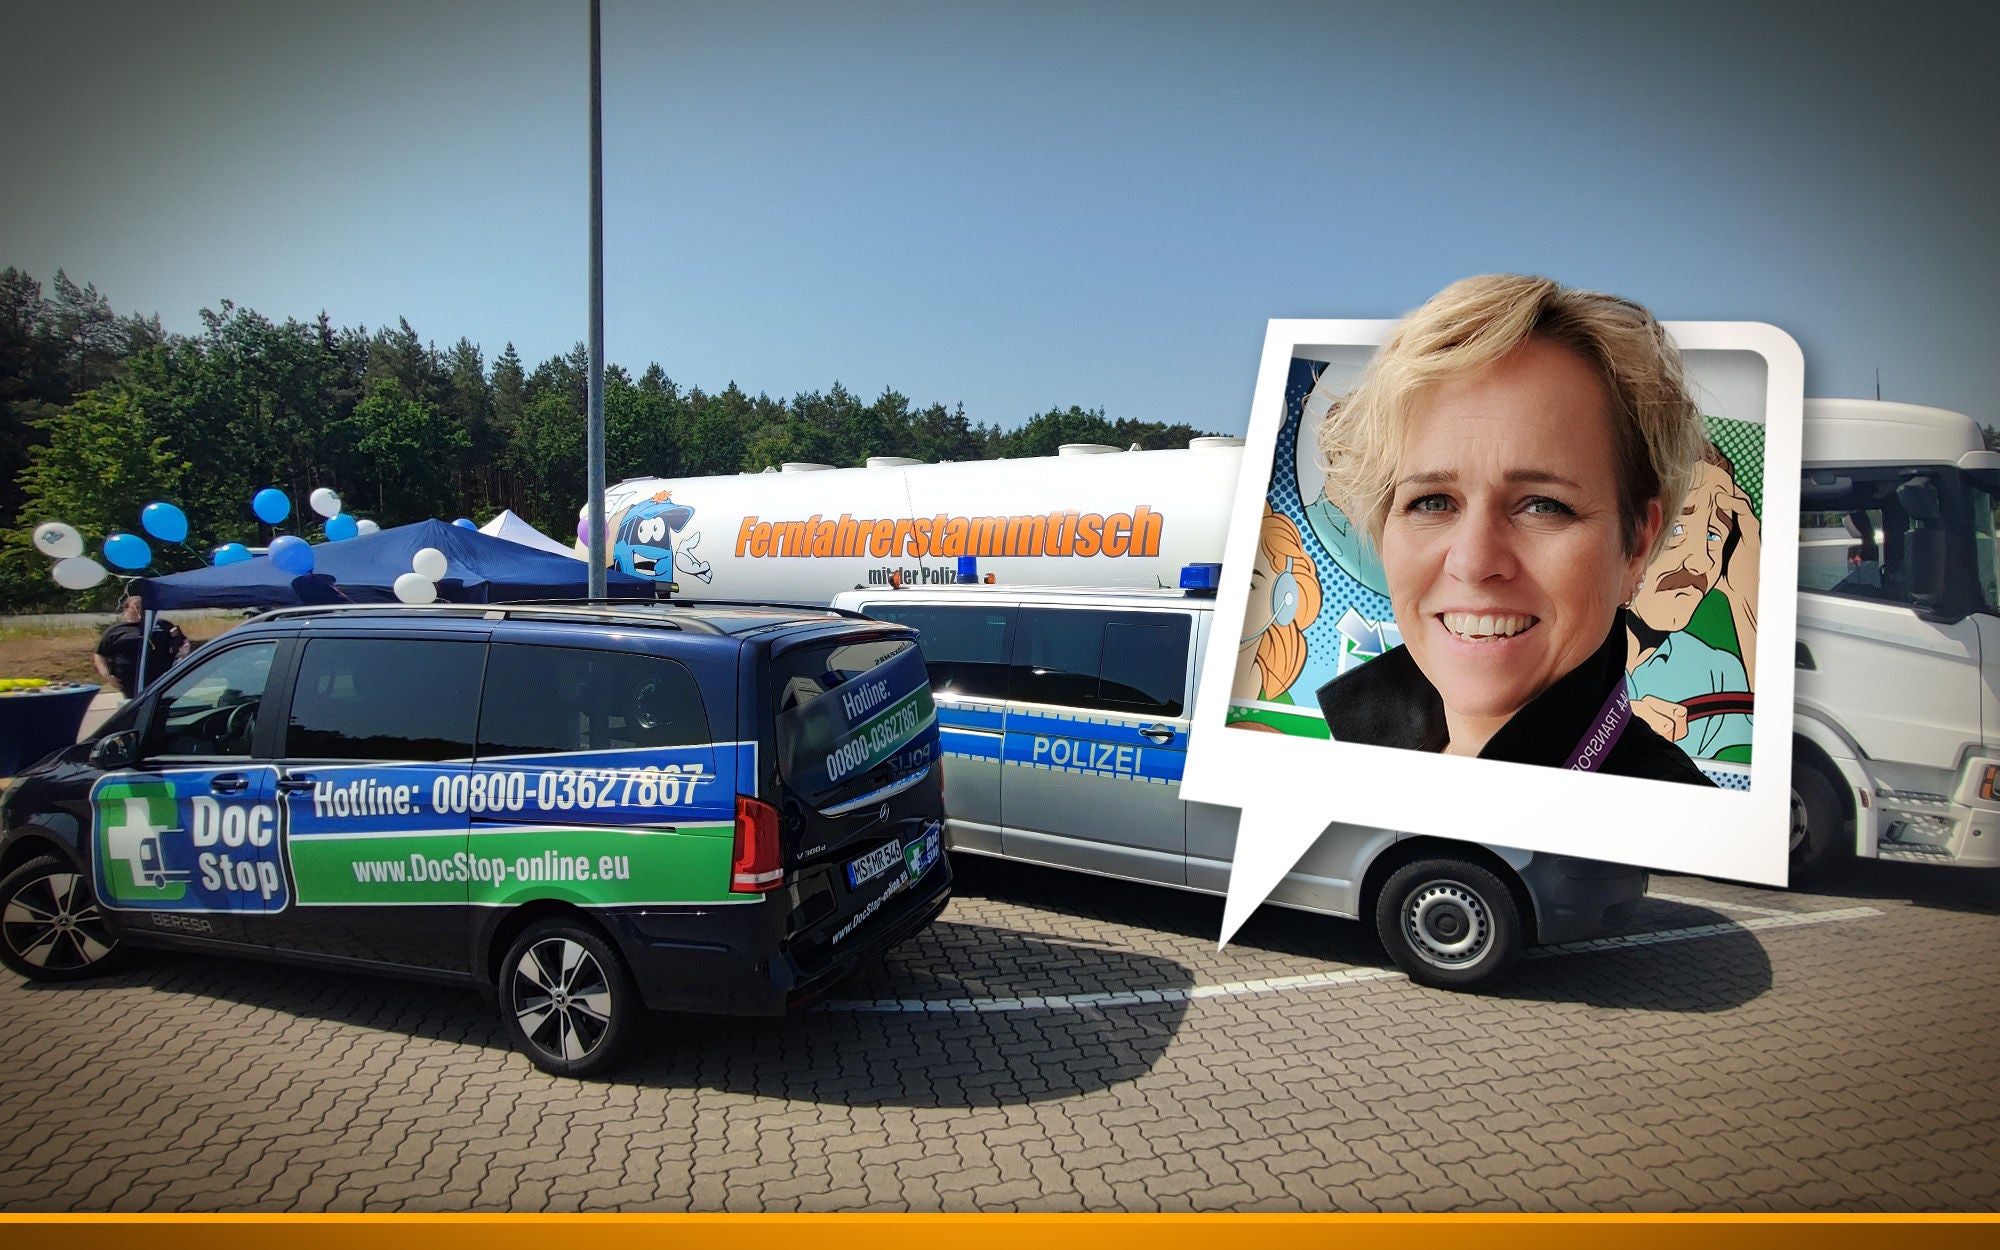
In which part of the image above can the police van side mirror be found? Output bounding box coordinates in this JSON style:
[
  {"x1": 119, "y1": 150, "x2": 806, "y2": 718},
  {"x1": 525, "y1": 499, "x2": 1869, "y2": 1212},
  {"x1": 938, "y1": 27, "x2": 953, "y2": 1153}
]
[{"x1": 89, "y1": 730, "x2": 139, "y2": 770}]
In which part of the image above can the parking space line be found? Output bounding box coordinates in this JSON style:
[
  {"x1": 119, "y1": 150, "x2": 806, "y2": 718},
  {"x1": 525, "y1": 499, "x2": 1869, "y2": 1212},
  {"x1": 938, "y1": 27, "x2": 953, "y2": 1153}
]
[
  {"x1": 1524, "y1": 904, "x2": 1881, "y2": 958},
  {"x1": 1645, "y1": 890, "x2": 1801, "y2": 917},
  {"x1": 825, "y1": 904, "x2": 1883, "y2": 1014}
]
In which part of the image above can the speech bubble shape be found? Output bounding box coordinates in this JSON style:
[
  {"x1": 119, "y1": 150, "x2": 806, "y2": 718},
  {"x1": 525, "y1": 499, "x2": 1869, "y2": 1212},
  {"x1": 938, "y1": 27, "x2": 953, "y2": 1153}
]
[{"x1": 1184, "y1": 318, "x2": 1804, "y2": 946}]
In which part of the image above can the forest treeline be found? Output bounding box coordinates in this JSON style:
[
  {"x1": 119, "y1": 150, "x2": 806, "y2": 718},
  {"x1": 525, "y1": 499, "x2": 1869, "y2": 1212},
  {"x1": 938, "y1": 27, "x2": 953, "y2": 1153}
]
[{"x1": 0, "y1": 268, "x2": 1216, "y2": 610}]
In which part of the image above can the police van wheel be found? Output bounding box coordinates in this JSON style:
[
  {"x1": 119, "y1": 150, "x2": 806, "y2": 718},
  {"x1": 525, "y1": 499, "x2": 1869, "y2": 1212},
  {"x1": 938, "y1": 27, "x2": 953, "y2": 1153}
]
[
  {"x1": 1375, "y1": 858, "x2": 1521, "y2": 989},
  {"x1": 0, "y1": 855, "x2": 126, "y2": 983},
  {"x1": 499, "y1": 919, "x2": 638, "y2": 1078}
]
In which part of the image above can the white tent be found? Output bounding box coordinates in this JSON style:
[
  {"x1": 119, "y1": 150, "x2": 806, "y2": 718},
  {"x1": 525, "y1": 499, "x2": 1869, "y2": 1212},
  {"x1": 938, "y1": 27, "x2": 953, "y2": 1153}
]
[{"x1": 478, "y1": 509, "x2": 582, "y2": 559}]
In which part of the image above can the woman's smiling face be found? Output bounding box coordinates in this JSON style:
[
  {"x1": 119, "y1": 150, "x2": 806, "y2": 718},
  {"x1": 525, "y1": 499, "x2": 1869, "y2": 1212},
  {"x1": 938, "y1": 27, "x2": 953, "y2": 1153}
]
[{"x1": 1378, "y1": 338, "x2": 1659, "y2": 754}]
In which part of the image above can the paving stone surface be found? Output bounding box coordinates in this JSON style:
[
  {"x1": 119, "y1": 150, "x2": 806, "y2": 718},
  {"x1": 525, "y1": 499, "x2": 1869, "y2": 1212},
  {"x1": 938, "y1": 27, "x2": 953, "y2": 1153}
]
[{"x1": 0, "y1": 856, "x2": 1995, "y2": 1212}]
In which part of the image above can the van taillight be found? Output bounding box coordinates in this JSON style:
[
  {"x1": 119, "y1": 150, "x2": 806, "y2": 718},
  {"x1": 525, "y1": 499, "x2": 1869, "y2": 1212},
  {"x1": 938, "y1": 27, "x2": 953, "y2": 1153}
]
[{"x1": 731, "y1": 795, "x2": 784, "y2": 892}]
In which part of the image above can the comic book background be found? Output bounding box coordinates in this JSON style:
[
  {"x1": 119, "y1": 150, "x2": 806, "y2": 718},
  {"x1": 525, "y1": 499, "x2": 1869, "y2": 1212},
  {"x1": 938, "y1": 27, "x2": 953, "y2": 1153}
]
[{"x1": 1228, "y1": 356, "x2": 1763, "y2": 790}]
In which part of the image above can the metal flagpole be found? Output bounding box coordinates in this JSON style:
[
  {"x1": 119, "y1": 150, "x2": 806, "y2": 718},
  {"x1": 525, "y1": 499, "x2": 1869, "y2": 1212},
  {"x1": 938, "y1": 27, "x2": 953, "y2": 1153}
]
[{"x1": 585, "y1": 0, "x2": 608, "y2": 598}]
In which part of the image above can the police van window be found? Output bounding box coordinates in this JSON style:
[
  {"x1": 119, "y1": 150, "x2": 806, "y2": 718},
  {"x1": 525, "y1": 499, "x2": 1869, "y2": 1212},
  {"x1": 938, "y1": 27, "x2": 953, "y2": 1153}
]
[
  {"x1": 1009, "y1": 609, "x2": 1191, "y2": 716},
  {"x1": 861, "y1": 604, "x2": 1014, "y2": 699},
  {"x1": 286, "y1": 638, "x2": 484, "y2": 761},
  {"x1": 1100, "y1": 619, "x2": 1189, "y2": 716},
  {"x1": 479, "y1": 645, "x2": 709, "y2": 755},
  {"x1": 144, "y1": 641, "x2": 278, "y2": 759}
]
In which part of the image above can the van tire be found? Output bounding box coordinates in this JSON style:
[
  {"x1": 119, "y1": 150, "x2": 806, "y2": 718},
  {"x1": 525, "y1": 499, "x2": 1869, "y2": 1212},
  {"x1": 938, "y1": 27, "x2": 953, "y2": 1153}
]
[
  {"x1": 1374, "y1": 857, "x2": 1521, "y2": 989},
  {"x1": 498, "y1": 919, "x2": 639, "y2": 1078},
  {"x1": 0, "y1": 854, "x2": 126, "y2": 982},
  {"x1": 1788, "y1": 761, "x2": 1847, "y2": 885}
]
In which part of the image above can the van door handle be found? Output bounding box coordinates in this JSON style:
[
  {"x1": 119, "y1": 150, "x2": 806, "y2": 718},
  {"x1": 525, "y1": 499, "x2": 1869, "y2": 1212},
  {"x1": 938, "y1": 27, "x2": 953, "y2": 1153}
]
[
  {"x1": 276, "y1": 776, "x2": 316, "y2": 794},
  {"x1": 211, "y1": 774, "x2": 250, "y2": 795},
  {"x1": 1139, "y1": 726, "x2": 1177, "y2": 744}
]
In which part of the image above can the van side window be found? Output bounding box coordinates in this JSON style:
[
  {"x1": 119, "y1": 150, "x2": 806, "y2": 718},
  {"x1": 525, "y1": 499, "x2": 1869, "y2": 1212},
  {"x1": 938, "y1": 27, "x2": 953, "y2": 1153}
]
[
  {"x1": 1010, "y1": 609, "x2": 1190, "y2": 717},
  {"x1": 285, "y1": 638, "x2": 484, "y2": 761},
  {"x1": 143, "y1": 641, "x2": 278, "y2": 760},
  {"x1": 1100, "y1": 619, "x2": 1191, "y2": 715},
  {"x1": 862, "y1": 604, "x2": 1015, "y2": 699},
  {"x1": 479, "y1": 645, "x2": 710, "y2": 755}
]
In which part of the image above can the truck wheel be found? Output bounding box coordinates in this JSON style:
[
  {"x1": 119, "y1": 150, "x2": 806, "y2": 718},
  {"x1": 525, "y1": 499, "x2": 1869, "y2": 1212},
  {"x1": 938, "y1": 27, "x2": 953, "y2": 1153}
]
[
  {"x1": 0, "y1": 854, "x2": 126, "y2": 982},
  {"x1": 1788, "y1": 762, "x2": 1847, "y2": 885},
  {"x1": 498, "y1": 919, "x2": 640, "y2": 1078},
  {"x1": 1374, "y1": 857, "x2": 1522, "y2": 989}
]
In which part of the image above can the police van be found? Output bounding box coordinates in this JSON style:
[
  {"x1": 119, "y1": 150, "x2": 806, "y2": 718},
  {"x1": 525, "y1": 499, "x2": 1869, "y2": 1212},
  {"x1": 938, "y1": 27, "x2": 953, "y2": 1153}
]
[
  {"x1": 0, "y1": 601, "x2": 949, "y2": 1076},
  {"x1": 831, "y1": 576, "x2": 1647, "y2": 987}
]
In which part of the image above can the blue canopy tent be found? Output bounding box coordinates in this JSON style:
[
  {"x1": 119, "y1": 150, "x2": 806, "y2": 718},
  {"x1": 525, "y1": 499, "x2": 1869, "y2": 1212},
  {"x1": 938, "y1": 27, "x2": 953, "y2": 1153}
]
[{"x1": 135, "y1": 519, "x2": 651, "y2": 611}]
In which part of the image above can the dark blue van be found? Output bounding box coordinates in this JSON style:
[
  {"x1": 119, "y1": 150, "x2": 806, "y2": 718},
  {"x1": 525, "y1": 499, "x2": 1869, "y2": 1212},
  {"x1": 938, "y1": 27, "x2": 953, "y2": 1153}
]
[{"x1": 0, "y1": 601, "x2": 948, "y2": 1076}]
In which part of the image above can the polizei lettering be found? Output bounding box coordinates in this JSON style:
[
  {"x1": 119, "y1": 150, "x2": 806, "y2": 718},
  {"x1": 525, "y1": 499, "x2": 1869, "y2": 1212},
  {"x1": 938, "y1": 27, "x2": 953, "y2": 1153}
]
[{"x1": 1031, "y1": 736, "x2": 1144, "y2": 778}]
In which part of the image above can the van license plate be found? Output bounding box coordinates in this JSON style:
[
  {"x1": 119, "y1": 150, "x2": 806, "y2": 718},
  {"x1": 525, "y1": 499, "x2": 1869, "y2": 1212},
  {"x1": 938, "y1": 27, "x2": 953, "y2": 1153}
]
[{"x1": 846, "y1": 840, "x2": 905, "y2": 889}]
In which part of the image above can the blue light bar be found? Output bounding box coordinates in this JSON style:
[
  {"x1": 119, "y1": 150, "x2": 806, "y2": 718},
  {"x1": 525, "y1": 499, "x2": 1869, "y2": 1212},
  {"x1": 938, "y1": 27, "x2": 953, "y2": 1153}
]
[
  {"x1": 956, "y1": 556, "x2": 980, "y2": 583},
  {"x1": 1180, "y1": 563, "x2": 1221, "y2": 596}
]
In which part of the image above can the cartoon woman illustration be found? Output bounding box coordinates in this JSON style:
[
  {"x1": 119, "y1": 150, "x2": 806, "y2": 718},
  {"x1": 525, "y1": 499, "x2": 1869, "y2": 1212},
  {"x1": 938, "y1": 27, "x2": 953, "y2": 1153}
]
[{"x1": 1233, "y1": 504, "x2": 1322, "y2": 702}]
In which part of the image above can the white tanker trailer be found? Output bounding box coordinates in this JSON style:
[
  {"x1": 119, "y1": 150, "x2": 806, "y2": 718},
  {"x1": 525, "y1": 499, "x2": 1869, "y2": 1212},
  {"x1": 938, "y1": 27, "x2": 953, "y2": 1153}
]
[{"x1": 580, "y1": 439, "x2": 1244, "y2": 604}]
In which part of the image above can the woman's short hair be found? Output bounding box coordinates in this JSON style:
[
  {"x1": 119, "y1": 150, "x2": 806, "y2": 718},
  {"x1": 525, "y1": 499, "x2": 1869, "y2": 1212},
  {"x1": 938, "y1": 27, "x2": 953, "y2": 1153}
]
[{"x1": 1314, "y1": 274, "x2": 1705, "y2": 563}]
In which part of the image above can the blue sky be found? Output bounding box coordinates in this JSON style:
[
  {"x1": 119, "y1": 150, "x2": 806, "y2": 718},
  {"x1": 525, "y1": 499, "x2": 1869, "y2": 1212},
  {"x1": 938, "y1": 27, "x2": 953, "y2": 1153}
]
[{"x1": 6, "y1": 0, "x2": 1995, "y2": 434}]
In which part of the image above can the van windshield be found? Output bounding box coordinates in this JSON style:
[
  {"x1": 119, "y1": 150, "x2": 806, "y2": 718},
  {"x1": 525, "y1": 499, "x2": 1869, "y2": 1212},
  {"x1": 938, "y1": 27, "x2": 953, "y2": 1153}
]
[{"x1": 772, "y1": 637, "x2": 939, "y2": 811}]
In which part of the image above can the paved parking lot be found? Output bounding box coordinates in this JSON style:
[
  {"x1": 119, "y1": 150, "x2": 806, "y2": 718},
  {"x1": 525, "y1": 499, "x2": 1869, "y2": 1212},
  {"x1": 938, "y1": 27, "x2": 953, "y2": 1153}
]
[{"x1": 1, "y1": 855, "x2": 1995, "y2": 1213}]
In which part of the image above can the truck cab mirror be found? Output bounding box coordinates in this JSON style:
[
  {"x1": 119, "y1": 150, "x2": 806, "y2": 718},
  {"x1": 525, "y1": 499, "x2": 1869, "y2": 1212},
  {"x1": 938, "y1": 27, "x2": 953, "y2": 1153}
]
[{"x1": 89, "y1": 729, "x2": 139, "y2": 770}]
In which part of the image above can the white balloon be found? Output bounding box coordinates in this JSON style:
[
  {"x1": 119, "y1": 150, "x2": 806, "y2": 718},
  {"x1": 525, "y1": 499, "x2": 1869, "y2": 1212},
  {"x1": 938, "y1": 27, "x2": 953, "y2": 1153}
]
[
  {"x1": 309, "y1": 487, "x2": 342, "y2": 519},
  {"x1": 33, "y1": 521, "x2": 84, "y2": 559},
  {"x1": 411, "y1": 547, "x2": 447, "y2": 581},
  {"x1": 354, "y1": 518, "x2": 380, "y2": 536},
  {"x1": 52, "y1": 556, "x2": 108, "y2": 590},
  {"x1": 393, "y1": 572, "x2": 438, "y2": 604}
]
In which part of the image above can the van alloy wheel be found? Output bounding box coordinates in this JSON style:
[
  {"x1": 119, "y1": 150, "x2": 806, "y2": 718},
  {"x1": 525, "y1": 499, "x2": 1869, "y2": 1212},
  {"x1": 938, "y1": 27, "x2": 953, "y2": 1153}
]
[
  {"x1": 499, "y1": 920, "x2": 638, "y2": 1078},
  {"x1": 0, "y1": 855, "x2": 125, "y2": 982}
]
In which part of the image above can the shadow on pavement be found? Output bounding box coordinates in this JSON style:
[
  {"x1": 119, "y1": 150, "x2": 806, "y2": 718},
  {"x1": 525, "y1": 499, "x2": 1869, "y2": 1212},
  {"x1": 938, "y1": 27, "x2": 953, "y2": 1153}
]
[
  {"x1": 20, "y1": 910, "x2": 1192, "y2": 1106},
  {"x1": 1790, "y1": 857, "x2": 2000, "y2": 918},
  {"x1": 1486, "y1": 892, "x2": 1776, "y2": 1012}
]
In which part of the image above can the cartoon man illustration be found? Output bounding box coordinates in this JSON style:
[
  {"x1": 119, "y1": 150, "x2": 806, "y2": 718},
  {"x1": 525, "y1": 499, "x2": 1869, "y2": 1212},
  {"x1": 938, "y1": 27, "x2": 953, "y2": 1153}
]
[
  {"x1": 611, "y1": 490, "x2": 712, "y2": 583},
  {"x1": 1625, "y1": 441, "x2": 1761, "y2": 761}
]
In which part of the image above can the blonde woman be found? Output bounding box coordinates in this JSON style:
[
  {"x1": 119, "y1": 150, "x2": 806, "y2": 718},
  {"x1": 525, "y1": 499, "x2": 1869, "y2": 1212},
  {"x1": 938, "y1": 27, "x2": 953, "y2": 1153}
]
[{"x1": 1312, "y1": 274, "x2": 1712, "y2": 784}]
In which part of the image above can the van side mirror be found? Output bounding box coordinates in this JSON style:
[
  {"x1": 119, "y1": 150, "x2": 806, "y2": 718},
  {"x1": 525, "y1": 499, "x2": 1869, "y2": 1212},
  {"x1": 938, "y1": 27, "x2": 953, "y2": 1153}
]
[{"x1": 89, "y1": 729, "x2": 139, "y2": 770}]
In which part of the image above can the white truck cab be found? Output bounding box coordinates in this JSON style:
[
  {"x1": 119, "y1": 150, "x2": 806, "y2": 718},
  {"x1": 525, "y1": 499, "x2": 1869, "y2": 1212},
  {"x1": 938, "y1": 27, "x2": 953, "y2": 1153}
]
[{"x1": 1792, "y1": 398, "x2": 2000, "y2": 872}]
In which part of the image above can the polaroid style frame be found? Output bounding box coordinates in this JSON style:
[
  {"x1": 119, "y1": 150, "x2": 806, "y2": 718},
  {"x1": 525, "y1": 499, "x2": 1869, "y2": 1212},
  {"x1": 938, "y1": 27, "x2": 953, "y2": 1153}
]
[{"x1": 1186, "y1": 319, "x2": 1804, "y2": 941}]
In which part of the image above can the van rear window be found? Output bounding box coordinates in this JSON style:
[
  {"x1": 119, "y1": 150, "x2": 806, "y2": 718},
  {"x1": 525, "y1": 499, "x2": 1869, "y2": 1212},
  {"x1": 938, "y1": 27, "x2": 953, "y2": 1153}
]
[{"x1": 773, "y1": 638, "x2": 937, "y2": 809}]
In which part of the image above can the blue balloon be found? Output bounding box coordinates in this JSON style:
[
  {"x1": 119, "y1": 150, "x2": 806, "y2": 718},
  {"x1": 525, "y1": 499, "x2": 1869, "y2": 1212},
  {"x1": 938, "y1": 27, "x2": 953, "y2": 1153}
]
[
  {"x1": 453, "y1": 517, "x2": 476, "y2": 529},
  {"x1": 252, "y1": 488, "x2": 291, "y2": 524},
  {"x1": 140, "y1": 501, "x2": 189, "y2": 543},
  {"x1": 269, "y1": 534, "x2": 314, "y2": 575},
  {"x1": 212, "y1": 542, "x2": 252, "y2": 566},
  {"x1": 324, "y1": 513, "x2": 359, "y2": 542},
  {"x1": 102, "y1": 532, "x2": 152, "y2": 571}
]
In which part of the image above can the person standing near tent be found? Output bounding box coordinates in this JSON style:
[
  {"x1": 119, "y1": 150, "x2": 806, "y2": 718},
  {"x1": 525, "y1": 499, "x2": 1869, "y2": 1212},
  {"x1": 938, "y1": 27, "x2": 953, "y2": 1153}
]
[{"x1": 93, "y1": 595, "x2": 190, "y2": 699}]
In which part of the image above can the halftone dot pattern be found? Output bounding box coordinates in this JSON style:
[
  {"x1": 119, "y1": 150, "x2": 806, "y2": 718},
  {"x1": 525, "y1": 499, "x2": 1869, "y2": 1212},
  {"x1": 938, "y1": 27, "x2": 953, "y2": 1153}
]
[
  {"x1": 1705, "y1": 415, "x2": 1765, "y2": 518},
  {"x1": 1261, "y1": 358, "x2": 1393, "y2": 697},
  {"x1": 1702, "y1": 765, "x2": 1752, "y2": 792}
]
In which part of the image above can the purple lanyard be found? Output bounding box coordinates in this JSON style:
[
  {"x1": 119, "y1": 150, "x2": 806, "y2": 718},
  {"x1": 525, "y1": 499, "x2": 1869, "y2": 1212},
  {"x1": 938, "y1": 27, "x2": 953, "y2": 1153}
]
[{"x1": 1563, "y1": 682, "x2": 1632, "y2": 772}]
